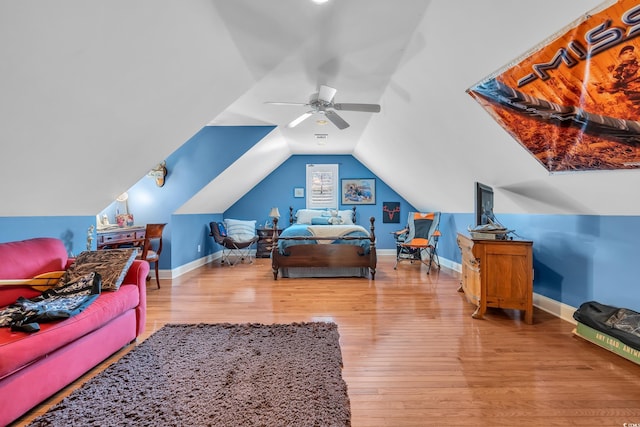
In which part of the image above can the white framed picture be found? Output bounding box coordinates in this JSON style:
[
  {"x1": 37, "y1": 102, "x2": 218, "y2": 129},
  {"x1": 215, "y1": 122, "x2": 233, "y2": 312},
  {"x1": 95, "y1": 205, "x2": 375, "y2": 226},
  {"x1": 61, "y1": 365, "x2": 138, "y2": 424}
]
[{"x1": 294, "y1": 187, "x2": 304, "y2": 198}]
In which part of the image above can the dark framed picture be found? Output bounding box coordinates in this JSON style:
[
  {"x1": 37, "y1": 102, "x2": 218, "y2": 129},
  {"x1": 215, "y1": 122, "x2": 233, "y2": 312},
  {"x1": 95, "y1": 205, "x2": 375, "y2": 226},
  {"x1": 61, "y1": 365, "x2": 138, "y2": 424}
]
[
  {"x1": 341, "y1": 178, "x2": 375, "y2": 205},
  {"x1": 382, "y1": 202, "x2": 400, "y2": 223}
]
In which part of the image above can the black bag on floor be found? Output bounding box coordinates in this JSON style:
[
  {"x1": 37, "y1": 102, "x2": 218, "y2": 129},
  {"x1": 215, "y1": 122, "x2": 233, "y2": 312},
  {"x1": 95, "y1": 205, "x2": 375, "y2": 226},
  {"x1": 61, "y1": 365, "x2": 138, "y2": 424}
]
[{"x1": 573, "y1": 301, "x2": 640, "y2": 351}]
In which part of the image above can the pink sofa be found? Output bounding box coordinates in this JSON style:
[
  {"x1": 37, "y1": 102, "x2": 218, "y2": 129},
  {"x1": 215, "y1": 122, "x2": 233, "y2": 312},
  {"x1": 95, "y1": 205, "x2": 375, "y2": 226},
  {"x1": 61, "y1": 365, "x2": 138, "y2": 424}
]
[{"x1": 0, "y1": 237, "x2": 149, "y2": 426}]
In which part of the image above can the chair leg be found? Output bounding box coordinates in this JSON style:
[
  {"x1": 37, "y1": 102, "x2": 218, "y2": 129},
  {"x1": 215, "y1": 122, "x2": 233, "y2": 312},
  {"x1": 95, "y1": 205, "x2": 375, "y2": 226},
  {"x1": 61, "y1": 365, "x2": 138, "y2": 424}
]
[
  {"x1": 432, "y1": 247, "x2": 440, "y2": 269},
  {"x1": 424, "y1": 246, "x2": 440, "y2": 275},
  {"x1": 221, "y1": 248, "x2": 235, "y2": 266},
  {"x1": 394, "y1": 245, "x2": 398, "y2": 269},
  {"x1": 154, "y1": 262, "x2": 160, "y2": 288},
  {"x1": 425, "y1": 248, "x2": 433, "y2": 274}
]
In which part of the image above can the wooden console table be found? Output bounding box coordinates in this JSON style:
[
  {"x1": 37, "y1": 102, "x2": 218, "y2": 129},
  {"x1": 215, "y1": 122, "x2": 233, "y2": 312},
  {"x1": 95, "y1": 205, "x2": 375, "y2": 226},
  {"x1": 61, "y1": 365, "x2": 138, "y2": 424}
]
[
  {"x1": 97, "y1": 225, "x2": 146, "y2": 250},
  {"x1": 457, "y1": 233, "x2": 533, "y2": 324}
]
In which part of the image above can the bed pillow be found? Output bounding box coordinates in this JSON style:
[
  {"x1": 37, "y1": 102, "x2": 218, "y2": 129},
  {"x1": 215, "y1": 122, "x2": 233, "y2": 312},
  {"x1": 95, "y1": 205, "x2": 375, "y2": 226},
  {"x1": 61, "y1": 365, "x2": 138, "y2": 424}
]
[
  {"x1": 223, "y1": 218, "x2": 257, "y2": 242},
  {"x1": 295, "y1": 209, "x2": 327, "y2": 224},
  {"x1": 58, "y1": 248, "x2": 137, "y2": 292},
  {"x1": 311, "y1": 217, "x2": 331, "y2": 225},
  {"x1": 339, "y1": 210, "x2": 355, "y2": 225}
]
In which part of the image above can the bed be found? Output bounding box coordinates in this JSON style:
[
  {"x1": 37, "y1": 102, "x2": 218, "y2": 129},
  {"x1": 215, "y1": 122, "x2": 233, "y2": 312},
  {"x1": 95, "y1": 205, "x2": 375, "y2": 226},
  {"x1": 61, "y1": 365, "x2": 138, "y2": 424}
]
[{"x1": 271, "y1": 206, "x2": 377, "y2": 280}]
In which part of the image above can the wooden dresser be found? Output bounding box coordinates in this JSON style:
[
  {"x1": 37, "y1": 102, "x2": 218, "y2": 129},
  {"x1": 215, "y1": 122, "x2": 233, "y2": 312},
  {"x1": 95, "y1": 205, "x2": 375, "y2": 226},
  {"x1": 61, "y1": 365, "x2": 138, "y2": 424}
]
[
  {"x1": 457, "y1": 233, "x2": 533, "y2": 324},
  {"x1": 256, "y1": 228, "x2": 282, "y2": 258},
  {"x1": 97, "y1": 225, "x2": 146, "y2": 250}
]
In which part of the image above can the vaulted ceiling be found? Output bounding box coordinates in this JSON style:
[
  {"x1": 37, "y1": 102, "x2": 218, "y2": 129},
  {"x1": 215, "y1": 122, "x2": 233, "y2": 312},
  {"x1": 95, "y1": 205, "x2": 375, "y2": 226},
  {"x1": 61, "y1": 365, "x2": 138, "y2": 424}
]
[{"x1": 5, "y1": 0, "x2": 637, "y2": 218}]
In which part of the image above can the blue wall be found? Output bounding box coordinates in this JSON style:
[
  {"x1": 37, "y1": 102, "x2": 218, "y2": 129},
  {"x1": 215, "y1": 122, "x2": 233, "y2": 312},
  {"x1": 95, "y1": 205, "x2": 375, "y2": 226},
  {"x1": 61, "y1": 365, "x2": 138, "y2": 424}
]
[
  {"x1": 224, "y1": 154, "x2": 417, "y2": 249},
  {"x1": 171, "y1": 213, "x2": 222, "y2": 267},
  {"x1": 99, "y1": 125, "x2": 274, "y2": 269},
  {"x1": 436, "y1": 212, "x2": 640, "y2": 312},
  {"x1": 0, "y1": 216, "x2": 95, "y2": 257}
]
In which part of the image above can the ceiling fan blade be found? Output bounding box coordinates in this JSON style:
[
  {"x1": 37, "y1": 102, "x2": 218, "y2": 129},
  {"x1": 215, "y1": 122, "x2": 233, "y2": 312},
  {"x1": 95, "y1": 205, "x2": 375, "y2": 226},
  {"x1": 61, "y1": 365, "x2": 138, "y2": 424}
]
[
  {"x1": 265, "y1": 101, "x2": 308, "y2": 106},
  {"x1": 286, "y1": 111, "x2": 313, "y2": 128},
  {"x1": 318, "y1": 85, "x2": 337, "y2": 104},
  {"x1": 325, "y1": 110, "x2": 350, "y2": 130},
  {"x1": 333, "y1": 103, "x2": 381, "y2": 113}
]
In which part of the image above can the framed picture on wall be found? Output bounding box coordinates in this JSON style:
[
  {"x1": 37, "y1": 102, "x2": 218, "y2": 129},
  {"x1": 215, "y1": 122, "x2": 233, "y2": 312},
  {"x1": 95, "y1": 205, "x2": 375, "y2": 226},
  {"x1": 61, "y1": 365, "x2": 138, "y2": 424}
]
[
  {"x1": 341, "y1": 178, "x2": 375, "y2": 205},
  {"x1": 294, "y1": 187, "x2": 304, "y2": 198},
  {"x1": 382, "y1": 202, "x2": 400, "y2": 223}
]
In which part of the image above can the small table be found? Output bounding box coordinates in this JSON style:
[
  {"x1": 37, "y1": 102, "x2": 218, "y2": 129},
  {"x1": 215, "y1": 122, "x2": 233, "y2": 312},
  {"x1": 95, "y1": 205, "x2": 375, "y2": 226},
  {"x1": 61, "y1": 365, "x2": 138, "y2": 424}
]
[
  {"x1": 96, "y1": 225, "x2": 146, "y2": 250},
  {"x1": 256, "y1": 228, "x2": 282, "y2": 258}
]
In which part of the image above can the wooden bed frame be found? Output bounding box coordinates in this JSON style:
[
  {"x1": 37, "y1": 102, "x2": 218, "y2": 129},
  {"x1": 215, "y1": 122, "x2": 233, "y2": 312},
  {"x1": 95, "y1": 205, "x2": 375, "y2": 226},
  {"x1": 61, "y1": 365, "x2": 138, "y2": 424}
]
[{"x1": 270, "y1": 207, "x2": 377, "y2": 280}]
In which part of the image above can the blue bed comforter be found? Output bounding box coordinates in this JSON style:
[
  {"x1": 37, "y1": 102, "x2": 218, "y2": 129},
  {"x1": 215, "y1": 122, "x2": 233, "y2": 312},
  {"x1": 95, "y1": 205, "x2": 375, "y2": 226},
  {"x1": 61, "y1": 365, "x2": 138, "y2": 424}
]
[{"x1": 277, "y1": 224, "x2": 371, "y2": 255}]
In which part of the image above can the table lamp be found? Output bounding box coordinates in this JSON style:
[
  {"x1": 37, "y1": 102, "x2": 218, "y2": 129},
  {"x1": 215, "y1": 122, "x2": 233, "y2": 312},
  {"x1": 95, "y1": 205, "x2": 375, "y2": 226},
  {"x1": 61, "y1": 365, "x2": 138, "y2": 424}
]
[{"x1": 269, "y1": 207, "x2": 280, "y2": 226}]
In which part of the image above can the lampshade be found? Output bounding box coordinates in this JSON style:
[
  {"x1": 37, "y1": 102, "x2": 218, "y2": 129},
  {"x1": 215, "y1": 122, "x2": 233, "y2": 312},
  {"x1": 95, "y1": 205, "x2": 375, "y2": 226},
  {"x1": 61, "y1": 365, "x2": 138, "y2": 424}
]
[{"x1": 269, "y1": 207, "x2": 280, "y2": 218}]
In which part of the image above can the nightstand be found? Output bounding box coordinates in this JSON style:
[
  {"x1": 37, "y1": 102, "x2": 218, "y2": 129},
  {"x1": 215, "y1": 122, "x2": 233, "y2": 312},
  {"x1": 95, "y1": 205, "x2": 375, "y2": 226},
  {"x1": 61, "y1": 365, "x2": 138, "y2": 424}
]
[{"x1": 256, "y1": 228, "x2": 282, "y2": 258}]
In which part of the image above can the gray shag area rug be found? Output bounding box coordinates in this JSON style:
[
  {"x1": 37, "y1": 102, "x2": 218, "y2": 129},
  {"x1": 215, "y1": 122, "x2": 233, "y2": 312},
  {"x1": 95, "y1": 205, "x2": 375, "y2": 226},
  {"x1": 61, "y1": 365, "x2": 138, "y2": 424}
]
[{"x1": 29, "y1": 322, "x2": 351, "y2": 426}]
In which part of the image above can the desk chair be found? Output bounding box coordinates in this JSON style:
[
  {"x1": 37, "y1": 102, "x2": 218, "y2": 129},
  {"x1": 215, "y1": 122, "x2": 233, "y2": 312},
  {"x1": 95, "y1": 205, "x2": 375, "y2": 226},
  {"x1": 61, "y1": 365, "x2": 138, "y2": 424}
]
[
  {"x1": 137, "y1": 223, "x2": 166, "y2": 288},
  {"x1": 393, "y1": 212, "x2": 440, "y2": 274}
]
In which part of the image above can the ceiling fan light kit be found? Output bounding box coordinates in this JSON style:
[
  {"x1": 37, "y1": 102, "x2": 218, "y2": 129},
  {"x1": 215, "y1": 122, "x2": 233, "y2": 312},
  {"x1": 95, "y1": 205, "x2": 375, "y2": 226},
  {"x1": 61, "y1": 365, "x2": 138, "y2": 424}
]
[{"x1": 267, "y1": 85, "x2": 380, "y2": 130}]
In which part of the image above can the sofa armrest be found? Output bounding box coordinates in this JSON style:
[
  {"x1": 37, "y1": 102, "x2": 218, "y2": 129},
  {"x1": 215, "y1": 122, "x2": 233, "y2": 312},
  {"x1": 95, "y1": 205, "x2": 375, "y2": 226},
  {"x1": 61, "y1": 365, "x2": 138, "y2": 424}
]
[
  {"x1": 124, "y1": 259, "x2": 150, "y2": 287},
  {"x1": 123, "y1": 260, "x2": 150, "y2": 337}
]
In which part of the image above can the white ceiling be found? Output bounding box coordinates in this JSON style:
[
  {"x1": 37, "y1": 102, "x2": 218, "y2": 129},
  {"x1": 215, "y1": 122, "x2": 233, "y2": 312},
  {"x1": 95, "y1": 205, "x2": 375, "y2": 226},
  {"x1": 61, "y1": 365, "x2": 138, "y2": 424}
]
[
  {"x1": 5, "y1": 0, "x2": 639, "y2": 218},
  {"x1": 207, "y1": 0, "x2": 430, "y2": 152}
]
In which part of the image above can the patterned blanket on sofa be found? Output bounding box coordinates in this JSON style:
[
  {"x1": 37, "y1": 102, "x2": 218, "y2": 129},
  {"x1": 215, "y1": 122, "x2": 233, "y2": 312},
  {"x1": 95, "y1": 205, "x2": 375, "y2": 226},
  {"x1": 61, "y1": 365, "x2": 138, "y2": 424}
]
[{"x1": 0, "y1": 272, "x2": 101, "y2": 333}]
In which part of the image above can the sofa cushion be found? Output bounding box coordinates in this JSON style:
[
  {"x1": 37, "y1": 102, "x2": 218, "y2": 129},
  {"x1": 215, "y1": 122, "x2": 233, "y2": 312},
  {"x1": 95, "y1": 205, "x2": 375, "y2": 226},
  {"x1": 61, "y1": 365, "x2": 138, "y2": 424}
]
[
  {"x1": 0, "y1": 238, "x2": 68, "y2": 280},
  {"x1": 0, "y1": 283, "x2": 140, "y2": 380},
  {"x1": 59, "y1": 249, "x2": 136, "y2": 291}
]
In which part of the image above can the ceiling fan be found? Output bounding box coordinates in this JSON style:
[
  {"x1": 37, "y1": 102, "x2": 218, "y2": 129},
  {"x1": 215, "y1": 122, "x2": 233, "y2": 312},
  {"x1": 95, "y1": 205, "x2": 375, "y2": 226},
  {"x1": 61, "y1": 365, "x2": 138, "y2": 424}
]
[{"x1": 266, "y1": 85, "x2": 381, "y2": 130}]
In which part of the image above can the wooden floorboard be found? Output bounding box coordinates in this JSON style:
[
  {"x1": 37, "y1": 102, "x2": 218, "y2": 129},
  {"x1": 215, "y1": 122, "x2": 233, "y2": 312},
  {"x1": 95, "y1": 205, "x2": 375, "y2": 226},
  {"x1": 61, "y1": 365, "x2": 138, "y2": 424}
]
[{"x1": 12, "y1": 255, "x2": 640, "y2": 426}]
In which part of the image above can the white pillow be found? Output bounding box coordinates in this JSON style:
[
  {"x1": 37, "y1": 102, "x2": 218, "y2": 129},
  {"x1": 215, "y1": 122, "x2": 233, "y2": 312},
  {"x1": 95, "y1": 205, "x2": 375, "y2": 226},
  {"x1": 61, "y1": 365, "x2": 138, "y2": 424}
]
[
  {"x1": 338, "y1": 210, "x2": 354, "y2": 225},
  {"x1": 295, "y1": 209, "x2": 327, "y2": 224},
  {"x1": 223, "y1": 218, "x2": 256, "y2": 242}
]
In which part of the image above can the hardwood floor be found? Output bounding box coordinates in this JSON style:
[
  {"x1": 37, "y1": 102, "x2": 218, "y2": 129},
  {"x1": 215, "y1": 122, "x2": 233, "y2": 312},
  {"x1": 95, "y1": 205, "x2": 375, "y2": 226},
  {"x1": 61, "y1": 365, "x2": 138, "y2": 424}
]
[{"x1": 13, "y1": 255, "x2": 640, "y2": 426}]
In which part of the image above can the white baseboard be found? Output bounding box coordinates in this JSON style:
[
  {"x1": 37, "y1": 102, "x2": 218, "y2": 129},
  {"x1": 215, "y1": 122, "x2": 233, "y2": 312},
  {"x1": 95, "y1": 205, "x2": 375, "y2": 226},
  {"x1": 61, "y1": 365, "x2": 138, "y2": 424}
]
[
  {"x1": 533, "y1": 293, "x2": 577, "y2": 324},
  {"x1": 156, "y1": 251, "x2": 222, "y2": 280},
  {"x1": 438, "y1": 257, "x2": 576, "y2": 324},
  {"x1": 376, "y1": 249, "x2": 396, "y2": 256}
]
